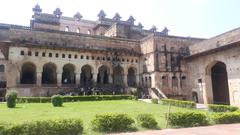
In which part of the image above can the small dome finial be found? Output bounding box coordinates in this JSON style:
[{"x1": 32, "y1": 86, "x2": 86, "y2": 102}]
[
  {"x1": 98, "y1": 10, "x2": 106, "y2": 20},
  {"x1": 74, "y1": 12, "x2": 82, "y2": 21},
  {"x1": 150, "y1": 25, "x2": 157, "y2": 32},
  {"x1": 32, "y1": 3, "x2": 42, "y2": 14},
  {"x1": 53, "y1": 8, "x2": 63, "y2": 18},
  {"x1": 127, "y1": 16, "x2": 135, "y2": 25},
  {"x1": 113, "y1": 13, "x2": 121, "y2": 21}
]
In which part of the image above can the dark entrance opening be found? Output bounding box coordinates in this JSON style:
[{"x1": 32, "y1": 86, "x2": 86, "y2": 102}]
[
  {"x1": 113, "y1": 65, "x2": 124, "y2": 87},
  {"x1": 97, "y1": 65, "x2": 109, "y2": 85},
  {"x1": 127, "y1": 67, "x2": 136, "y2": 87},
  {"x1": 20, "y1": 63, "x2": 36, "y2": 84},
  {"x1": 42, "y1": 63, "x2": 57, "y2": 84},
  {"x1": 211, "y1": 62, "x2": 230, "y2": 105},
  {"x1": 192, "y1": 91, "x2": 199, "y2": 103},
  {"x1": 62, "y1": 64, "x2": 75, "y2": 84},
  {"x1": 80, "y1": 65, "x2": 92, "y2": 86}
]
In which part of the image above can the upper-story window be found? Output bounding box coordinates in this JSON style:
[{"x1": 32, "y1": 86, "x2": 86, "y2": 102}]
[
  {"x1": 0, "y1": 65, "x2": 4, "y2": 72},
  {"x1": 77, "y1": 28, "x2": 80, "y2": 33},
  {"x1": 20, "y1": 50, "x2": 24, "y2": 55},
  {"x1": 87, "y1": 29, "x2": 91, "y2": 35},
  {"x1": 65, "y1": 26, "x2": 69, "y2": 32}
]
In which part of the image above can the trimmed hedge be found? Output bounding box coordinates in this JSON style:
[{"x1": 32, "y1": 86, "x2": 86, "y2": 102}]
[
  {"x1": 17, "y1": 95, "x2": 136, "y2": 103},
  {"x1": 211, "y1": 112, "x2": 240, "y2": 124},
  {"x1": 91, "y1": 113, "x2": 135, "y2": 132},
  {"x1": 136, "y1": 114, "x2": 158, "y2": 129},
  {"x1": 167, "y1": 112, "x2": 208, "y2": 127},
  {"x1": 151, "y1": 98, "x2": 158, "y2": 104},
  {"x1": 51, "y1": 95, "x2": 63, "y2": 107},
  {"x1": 161, "y1": 99, "x2": 196, "y2": 108},
  {"x1": 208, "y1": 104, "x2": 238, "y2": 112},
  {"x1": 1, "y1": 119, "x2": 83, "y2": 135},
  {"x1": 5, "y1": 91, "x2": 18, "y2": 108}
]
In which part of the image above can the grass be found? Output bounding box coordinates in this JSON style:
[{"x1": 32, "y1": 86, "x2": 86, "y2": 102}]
[{"x1": 0, "y1": 100, "x2": 200, "y2": 134}]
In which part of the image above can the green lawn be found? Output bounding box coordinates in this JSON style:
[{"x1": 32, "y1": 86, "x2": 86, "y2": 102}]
[{"x1": 0, "y1": 100, "x2": 198, "y2": 135}]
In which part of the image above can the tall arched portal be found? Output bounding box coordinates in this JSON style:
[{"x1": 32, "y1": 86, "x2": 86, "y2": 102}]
[
  {"x1": 80, "y1": 65, "x2": 93, "y2": 86},
  {"x1": 20, "y1": 62, "x2": 36, "y2": 84},
  {"x1": 42, "y1": 63, "x2": 57, "y2": 84},
  {"x1": 127, "y1": 67, "x2": 136, "y2": 87},
  {"x1": 211, "y1": 62, "x2": 230, "y2": 105},
  {"x1": 62, "y1": 64, "x2": 75, "y2": 84},
  {"x1": 113, "y1": 65, "x2": 124, "y2": 86},
  {"x1": 97, "y1": 65, "x2": 109, "y2": 85}
]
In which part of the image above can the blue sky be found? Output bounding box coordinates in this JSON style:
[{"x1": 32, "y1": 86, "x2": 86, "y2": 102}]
[{"x1": 0, "y1": 0, "x2": 239, "y2": 38}]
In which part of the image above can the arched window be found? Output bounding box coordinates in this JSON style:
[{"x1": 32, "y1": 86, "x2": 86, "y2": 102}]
[
  {"x1": 77, "y1": 28, "x2": 80, "y2": 33},
  {"x1": 65, "y1": 26, "x2": 69, "y2": 32},
  {"x1": 172, "y1": 76, "x2": 178, "y2": 87},
  {"x1": 0, "y1": 65, "x2": 4, "y2": 72},
  {"x1": 87, "y1": 29, "x2": 91, "y2": 35},
  {"x1": 162, "y1": 76, "x2": 168, "y2": 87},
  {"x1": 181, "y1": 76, "x2": 187, "y2": 88}
]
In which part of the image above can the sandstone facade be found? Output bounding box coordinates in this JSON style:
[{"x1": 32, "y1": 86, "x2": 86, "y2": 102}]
[{"x1": 0, "y1": 4, "x2": 239, "y2": 106}]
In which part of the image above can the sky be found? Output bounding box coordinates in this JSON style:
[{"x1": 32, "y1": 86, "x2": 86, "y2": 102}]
[{"x1": 0, "y1": 0, "x2": 239, "y2": 38}]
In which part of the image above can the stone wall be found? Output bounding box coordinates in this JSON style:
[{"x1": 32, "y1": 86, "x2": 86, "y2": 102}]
[
  {"x1": 186, "y1": 43, "x2": 240, "y2": 106},
  {"x1": 7, "y1": 46, "x2": 140, "y2": 96}
]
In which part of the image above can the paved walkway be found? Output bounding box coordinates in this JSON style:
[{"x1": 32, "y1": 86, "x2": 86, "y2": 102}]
[
  {"x1": 138, "y1": 99, "x2": 208, "y2": 110},
  {"x1": 109, "y1": 124, "x2": 240, "y2": 135}
]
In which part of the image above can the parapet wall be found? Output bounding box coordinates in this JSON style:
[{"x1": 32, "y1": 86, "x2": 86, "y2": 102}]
[{"x1": 189, "y1": 27, "x2": 240, "y2": 56}]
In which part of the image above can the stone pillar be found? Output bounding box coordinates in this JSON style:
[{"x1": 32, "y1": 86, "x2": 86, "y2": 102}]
[
  {"x1": 75, "y1": 73, "x2": 81, "y2": 86},
  {"x1": 108, "y1": 74, "x2": 113, "y2": 84},
  {"x1": 124, "y1": 74, "x2": 128, "y2": 87},
  {"x1": 93, "y1": 73, "x2": 98, "y2": 84},
  {"x1": 36, "y1": 72, "x2": 42, "y2": 86},
  {"x1": 57, "y1": 72, "x2": 62, "y2": 86},
  {"x1": 136, "y1": 74, "x2": 139, "y2": 87}
]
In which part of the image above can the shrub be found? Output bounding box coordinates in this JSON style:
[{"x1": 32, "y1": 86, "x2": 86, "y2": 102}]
[
  {"x1": 208, "y1": 104, "x2": 238, "y2": 112},
  {"x1": 91, "y1": 113, "x2": 135, "y2": 133},
  {"x1": 51, "y1": 95, "x2": 63, "y2": 107},
  {"x1": 161, "y1": 99, "x2": 196, "y2": 108},
  {"x1": 17, "y1": 95, "x2": 136, "y2": 103},
  {"x1": 151, "y1": 98, "x2": 158, "y2": 104},
  {"x1": 167, "y1": 111, "x2": 208, "y2": 127},
  {"x1": 5, "y1": 90, "x2": 18, "y2": 108},
  {"x1": 2, "y1": 119, "x2": 83, "y2": 135},
  {"x1": 136, "y1": 114, "x2": 158, "y2": 129},
  {"x1": 211, "y1": 112, "x2": 240, "y2": 124}
]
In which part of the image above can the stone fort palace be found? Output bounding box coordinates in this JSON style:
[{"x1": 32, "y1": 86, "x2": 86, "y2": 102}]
[{"x1": 0, "y1": 4, "x2": 239, "y2": 106}]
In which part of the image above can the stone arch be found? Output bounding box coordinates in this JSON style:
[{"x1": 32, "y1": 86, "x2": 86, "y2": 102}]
[
  {"x1": 62, "y1": 63, "x2": 75, "y2": 84},
  {"x1": 20, "y1": 62, "x2": 36, "y2": 84},
  {"x1": 42, "y1": 62, "x2": 57, "y2": 84},
  {"x1": 205, "y1": 61, "x2": 230, "y2": 104},
  {"x1": 127, "y1": 67, "x2": 137, "y2": 87},
  {"x1": 113, "y1": 65, "x2": 124, "y2": 86},
  {"x1": 192, "y1": 91, "x2": 199, "y2": 103},
  {"x1": 80, "y1": 64, "x2": 93, "y2": 86},
  {"x1": 97, "y1": 65, "x2": 109, "y2": 85}
]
